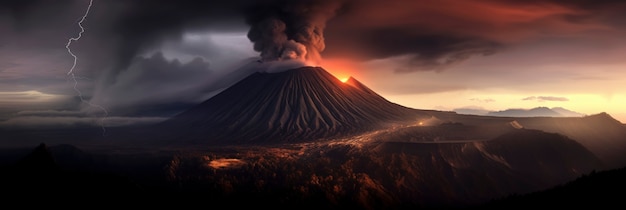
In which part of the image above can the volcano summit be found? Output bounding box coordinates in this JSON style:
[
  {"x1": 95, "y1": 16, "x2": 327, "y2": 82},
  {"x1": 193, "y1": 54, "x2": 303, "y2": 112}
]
[{"x1": 160, "y1": 66, "x2": 427, "y2": 145}]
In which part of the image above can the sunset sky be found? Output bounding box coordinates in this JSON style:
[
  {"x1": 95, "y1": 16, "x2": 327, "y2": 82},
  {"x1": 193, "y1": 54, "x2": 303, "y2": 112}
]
[{"x1": 1, "y1": 0, "x2": 625, "y2": 129}]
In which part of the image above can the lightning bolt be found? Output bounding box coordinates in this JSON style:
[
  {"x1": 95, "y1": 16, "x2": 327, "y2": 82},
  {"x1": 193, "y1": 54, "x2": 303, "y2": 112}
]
[{"x1": 65, "y1": 0, "x2": 108, "y2": 136}]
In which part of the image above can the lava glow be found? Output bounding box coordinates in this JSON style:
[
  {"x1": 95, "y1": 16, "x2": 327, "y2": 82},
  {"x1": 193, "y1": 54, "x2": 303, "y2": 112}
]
[
  {"x1": 208, "y1": 158, "x2": 246, "y2": 169},
  {"x1": 321, "y1": 58, "x2": 359, "y2": 84}
]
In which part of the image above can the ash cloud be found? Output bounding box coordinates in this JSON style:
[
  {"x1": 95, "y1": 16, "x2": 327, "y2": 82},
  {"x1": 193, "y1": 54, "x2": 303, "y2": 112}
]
[{"x1": 245, "y1": 0, "x2": 343, "y2": 64}]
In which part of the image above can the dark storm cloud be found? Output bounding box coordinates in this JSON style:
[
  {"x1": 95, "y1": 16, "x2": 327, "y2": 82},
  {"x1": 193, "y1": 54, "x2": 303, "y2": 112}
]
[
  {"x1": 323, "y1": 0, "x2": 626, "y2": 72},
  {"x1": 89, "y1": 52, "x2": 214, "y2": 117},
  {"x1": 3, "y1": 0, "x2": 247, "y2": 77},
  {"x1": 98, "y1": 0, "x2": 248, "y2": 73},
  {"x1": 325, "y1": 29, "x2": 500, "y2": 72},
  {"x1": 496, "y1": 0, "x2": 626, "y2": 8},
  {"x1": 523, "y1": 96, "x2": 570, "y2": 102},
  {"x1": 0, "y1": 0, "x2": 72, "y2": 24}
]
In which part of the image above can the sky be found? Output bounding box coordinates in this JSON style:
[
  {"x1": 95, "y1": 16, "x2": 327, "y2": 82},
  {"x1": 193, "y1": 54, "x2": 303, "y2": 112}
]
[{"x1": 0, "y1": 0, "x2": 625, "y2": 130}]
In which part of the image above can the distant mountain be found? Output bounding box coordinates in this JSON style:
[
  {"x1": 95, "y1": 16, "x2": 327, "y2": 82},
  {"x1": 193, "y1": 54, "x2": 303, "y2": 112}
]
[
  {"x1": 486, "y1": 107, "x2": 585, "y2": 117},
  {"x1": 13, "y1": 143, "x2": 58, "y2": 173},
  {"x1": 434, "y1": 110, "x2": 626, "y2": 169},
  {"x1": 0, "y1": 143, "x2": 144, "y2": 203},
  {"x1": 454, "y1": 107, "x2": 585, "y2": 118},
  {"x1": 516, "y1": 112, "x2": 626, "y2": 168},
  {"x1": 487, "y1": 107, "x2": 561, "y2": 117},
  {"x1": 551, "y1": 107, "x2": 586, "y2": 117},
  {"x1": 158, "y1": 66, "x2": 426, "y2": 145},
  {"x1": 453, "y1": 107, "x2": 490, "y2": 116}
]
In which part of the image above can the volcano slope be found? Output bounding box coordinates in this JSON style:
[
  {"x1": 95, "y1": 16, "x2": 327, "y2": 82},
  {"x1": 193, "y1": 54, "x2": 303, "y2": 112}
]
[{"x1": 158, "y1": 66, "x2": 429, "y2": 145}]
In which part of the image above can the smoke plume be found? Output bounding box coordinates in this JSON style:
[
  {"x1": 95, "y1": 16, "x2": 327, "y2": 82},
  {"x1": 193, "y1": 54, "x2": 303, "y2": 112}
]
[{"x1": 244, "y1": 0, "x2": 343, "y2": 64}]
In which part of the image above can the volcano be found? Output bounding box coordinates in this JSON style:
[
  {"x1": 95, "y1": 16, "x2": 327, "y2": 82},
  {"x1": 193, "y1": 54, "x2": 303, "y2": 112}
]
[{"x1": 160, "y1": 66, "x2": 426, "y2": 144}]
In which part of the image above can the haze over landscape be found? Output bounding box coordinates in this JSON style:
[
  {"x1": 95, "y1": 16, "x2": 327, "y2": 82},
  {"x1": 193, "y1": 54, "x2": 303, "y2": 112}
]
[{"x1": 1, "y1": 0, "x2": 625, "y2": 208}]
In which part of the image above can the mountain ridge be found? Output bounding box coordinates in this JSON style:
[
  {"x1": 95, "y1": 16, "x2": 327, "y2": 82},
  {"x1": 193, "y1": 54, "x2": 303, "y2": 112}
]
[{"x1": 454, "y1": 106, "x2": 586, "y2": 118}]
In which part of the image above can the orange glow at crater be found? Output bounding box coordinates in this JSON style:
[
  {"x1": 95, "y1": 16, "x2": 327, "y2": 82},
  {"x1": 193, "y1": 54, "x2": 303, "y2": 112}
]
[{"x1": 321, "y1": 58, "x2": 360, "y2": 84}]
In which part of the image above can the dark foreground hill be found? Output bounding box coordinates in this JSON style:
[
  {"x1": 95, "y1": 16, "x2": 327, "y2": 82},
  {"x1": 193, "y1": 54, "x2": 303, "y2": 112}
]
[
  {"x1": 428, "y1": 112, "x2": 626, "y2": 169},
  {"x1": 480, "y1": 166, "x2": 626, "y2": 209},
  {"x1": 0, "y1": 127, "x2": 606, "y2": 209},
  {"x1": 0, "y1": 143, "x2": 145, "y2": 206}
]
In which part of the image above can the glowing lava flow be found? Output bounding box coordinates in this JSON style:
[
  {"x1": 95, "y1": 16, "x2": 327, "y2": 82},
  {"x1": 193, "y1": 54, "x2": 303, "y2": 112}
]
[{"x1": 65, "y1": 0, "x2": 108, "y2": 135}]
